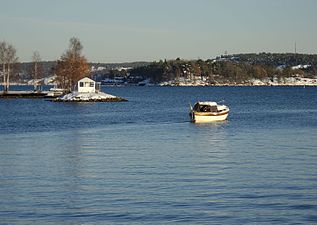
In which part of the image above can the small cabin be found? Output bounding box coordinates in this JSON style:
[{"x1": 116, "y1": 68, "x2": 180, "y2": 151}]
[{"x1": 77, "y1": 77, "x2": 96, "y2": 93}]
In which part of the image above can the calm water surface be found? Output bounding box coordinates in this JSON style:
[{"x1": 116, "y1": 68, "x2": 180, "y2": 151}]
[{"x1": 0, "y1": 86, "x2": 317, "y2": 224}]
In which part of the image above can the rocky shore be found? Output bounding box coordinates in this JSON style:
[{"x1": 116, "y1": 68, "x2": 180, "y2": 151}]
[
  {"x1": 158, "y1": 76, "x2": 317, "y2": 87},
  {"x1": 53, "y1": 91, "x2": 127, "y2": 102}
]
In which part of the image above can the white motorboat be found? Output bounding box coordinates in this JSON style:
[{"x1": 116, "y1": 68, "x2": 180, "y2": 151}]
[{"x1": 190, "y1": 101, "x2": 229, "y2": 123}]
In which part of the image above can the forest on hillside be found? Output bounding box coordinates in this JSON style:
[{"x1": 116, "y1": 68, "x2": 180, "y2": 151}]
[{"x1": 128, "y1": 53, "x2": 317, "y2": 85}]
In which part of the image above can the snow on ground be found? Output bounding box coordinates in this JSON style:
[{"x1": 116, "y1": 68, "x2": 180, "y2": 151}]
[
  {"x1": 27, "y1": 76, "x2": 57, "y2": 85},
  {"x1": 56, "y1": 91, "x2": 125, "y2": 102},
  {"x1": 43, "y1": 76, "x2": 57, "y2": 85},
  {"x1": 251, "y1": 77, "x2": 317, "y2": 86},
  {"x1": 159, "y1": 76, "x2": 317, "y2": 86},
  {"x1": 291, "y1": 64, "x2": 311, "y2": 70}
]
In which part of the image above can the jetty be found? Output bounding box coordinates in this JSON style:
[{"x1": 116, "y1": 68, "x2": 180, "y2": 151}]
[{"x1": 0, "y1": 91, "x2": 48, "y2": 98}]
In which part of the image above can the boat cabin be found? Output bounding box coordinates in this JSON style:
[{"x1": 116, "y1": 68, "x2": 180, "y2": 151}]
[
  {"x1": 78, "y1": 77, "x2": 96, "y2": 93},
  {"x1": 193, "y1": 102, "x2": 218, "y2": 112}
]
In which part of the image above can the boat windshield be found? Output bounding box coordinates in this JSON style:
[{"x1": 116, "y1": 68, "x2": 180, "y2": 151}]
[{"x1": 194, "y1": 103, "x2": 218, "y2": 112}]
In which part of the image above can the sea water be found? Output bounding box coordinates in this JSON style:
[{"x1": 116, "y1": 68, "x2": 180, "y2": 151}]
[{"x1": 0, "y1": 86, "x2": 317, "y2": 224}]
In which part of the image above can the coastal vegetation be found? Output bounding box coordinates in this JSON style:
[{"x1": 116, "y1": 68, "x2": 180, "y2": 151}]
[
  {"x1": 1, "y1": 37, "x2": 90, "y2": 92},
  {"x1": 128, "y1": 53, "x2": 317, "y2": 85},
  {"x1": 29, "y1": 51, "x2": 44, "y2": 91},
  {"x1": 0, "y1": 41, "x2": 18, "y2": 92},
  {"x1": 1, "y1": 37, "x2": 317, "y2": 87},
  {"x1": 53, "y1": 37, "x2": 90, "y2": 91}
]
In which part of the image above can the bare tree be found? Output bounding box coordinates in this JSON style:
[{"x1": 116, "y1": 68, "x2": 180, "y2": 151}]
[
  {"x1": 0, "y1": 41, "x2": 7, "y2": 89},
  {"x1": 31, "y1": 51, "x2": 43, "y2": 91},
  {"x1": 6, "y1": 44, "x2": 18, "y2": 91},
  {"x1": 0, "y1": 41, "x2": 18, "y2": 92},
  {"x1": 68, "y1": 37, "x2": 83, "y2": 59},
  {"x1": 54, "y1": 37, "x2": 89, "y2": 91}
]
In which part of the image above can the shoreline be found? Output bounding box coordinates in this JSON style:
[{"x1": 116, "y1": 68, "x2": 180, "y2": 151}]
[
  {"x1": 2, "y1": 77, "x2": 317, "y2": 89},
  {"x1": 159, "y1": 82, "x2": 317, "y2": 87},
  {"x1": 1, "y1": 83, "x2": 317, "y2": 90}
]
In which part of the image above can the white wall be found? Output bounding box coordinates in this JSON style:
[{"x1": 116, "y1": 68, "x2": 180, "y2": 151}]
[{"x1": 78, "y1": 78, "x2": 95, "y2": 93}]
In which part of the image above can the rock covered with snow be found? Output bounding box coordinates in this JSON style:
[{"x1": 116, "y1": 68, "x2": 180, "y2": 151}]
[
  {"x1": 250, "y1": 77, "x2": 317, "y2": 86},
  {"x1": 54, "y1": 91, "x2": 127, "y2": 102},
  {"x1": 291, "y1": 64, "x2": 311, "y2": 70}
]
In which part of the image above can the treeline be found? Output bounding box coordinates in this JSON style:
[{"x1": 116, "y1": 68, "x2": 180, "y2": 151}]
[
  {"x1": 0, "y1": 42, "x2": 18, "y2": 91},
  {"x1": 1, "y1": 40, "x2": 51, "y2": 91},
  {"x1": 129, "y1": 54, "x2": 317, "y2": 84},
  {"x1": 90, "y1": 62, "x2": 150, "y2": 71},
  {"x1": 2, "y1": 44, "x2": 317, "y2": 87},
  {"x1": 228, "y1": 53, "x2": 317, "y2": 67},
  {"x1": 1, "y1": 37, "x2": 89, "y2": 92}
]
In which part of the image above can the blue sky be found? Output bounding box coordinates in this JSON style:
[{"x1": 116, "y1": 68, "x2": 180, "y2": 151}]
[{"x1": 0, "y1": 0, "x2": 316, "y2": 62}]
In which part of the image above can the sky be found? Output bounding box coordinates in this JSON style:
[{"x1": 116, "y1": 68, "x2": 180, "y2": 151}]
[{"x1": 0, "y1": 0, "x2": 317, "y2": 62}]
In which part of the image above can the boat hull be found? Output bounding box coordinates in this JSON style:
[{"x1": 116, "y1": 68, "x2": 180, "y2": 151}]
[{"x1": 190, "y1": 110, "x2": 229, "y2": 123}]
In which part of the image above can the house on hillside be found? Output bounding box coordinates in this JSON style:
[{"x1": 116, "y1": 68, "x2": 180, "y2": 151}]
[{"x1": 78, "y1": 77, "x2": 100, "y2": 93}]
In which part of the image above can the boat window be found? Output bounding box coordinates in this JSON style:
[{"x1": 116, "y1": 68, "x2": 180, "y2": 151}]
[
  {"x1": 210, "y1": 106, "x2": 218, "y2": 112},
  {"x1": 79, "y1": 82, "x2": 84, "y2": 87},
  {"x1": 193, "y1": 103, "x2": 200, "y2": 111},
  {"x1": 195, "y1": 105, "x2": 218, "y2": 112},
  {"x1": 90, "y1": 82, "x2": 94, "y2": 87}
]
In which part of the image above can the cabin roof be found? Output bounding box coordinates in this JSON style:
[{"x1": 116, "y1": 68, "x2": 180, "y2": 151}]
[
  {"x1": 78, "y1": 77, "x2": 95, "y2": 83},
  {"x1": 197, "y1": 101, "x2": 217, "y2": 106}
]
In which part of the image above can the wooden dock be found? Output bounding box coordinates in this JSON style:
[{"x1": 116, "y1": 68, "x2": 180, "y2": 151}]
[{"x1": 0, "y1": 91, "x2": 49, "y2": 98}]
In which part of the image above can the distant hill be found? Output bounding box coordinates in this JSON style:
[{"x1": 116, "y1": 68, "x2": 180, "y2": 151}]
[
  {"x1": 128, "y1": 53, "x2": 317, "y2": 85},
  {"x1": 18, "y1": 61, "x2": 56, "y2": 80},
  {"x1": 89, "y1": 61, "x2": 150, "y2": 70},
  {"x1": 10, "y1": 53, "x2": 317, "y2": 85},
  {"x1": 17, "y1": 61, "x2": 151, "y2": 80},
  {"x1": 220, "y1": 53, "x2": 317, "y2": 68}
]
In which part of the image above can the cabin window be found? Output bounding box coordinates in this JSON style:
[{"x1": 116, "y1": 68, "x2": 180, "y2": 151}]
[
  {"x1": 90, "y1": 82, "x2": 94, "y2": 87},
  {"x1": 79, "y1": 82, "x2": 84, "y2": 87}
]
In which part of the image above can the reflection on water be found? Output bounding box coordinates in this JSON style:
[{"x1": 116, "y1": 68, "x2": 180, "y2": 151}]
[{"x1": 190, "y1": 121, "x2": 230, "y2": 161}]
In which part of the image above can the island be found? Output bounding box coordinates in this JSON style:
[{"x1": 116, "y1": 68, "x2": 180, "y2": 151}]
[{"x1": 53, "y1": 77, "x2": 126, "y2": 102}]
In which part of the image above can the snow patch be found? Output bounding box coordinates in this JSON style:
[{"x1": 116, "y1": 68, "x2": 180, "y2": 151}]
[
  {"x1": 56, "y1": 91, "x2": 126, "y2": 102},
  {"x1": 291, "y1": 64, "x2": 311, "y2": 70}
]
